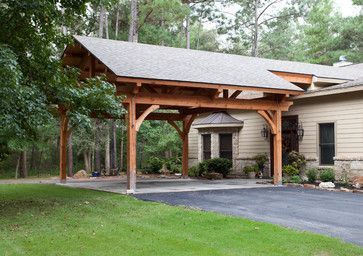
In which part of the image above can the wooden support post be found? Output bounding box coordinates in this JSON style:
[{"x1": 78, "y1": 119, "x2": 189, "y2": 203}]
[
  {"x1": 59, "y1": 106, "x2": 69, "y2": 183},
  {"x1": 181, "y1": 115, "x2": 196, "y2": 178},
  {"x1": 126, "y1": 97, "x2": 137, "y2": 193},
  {"x1": 273, "y1": 110, "x2": 282, "y2": 185}
]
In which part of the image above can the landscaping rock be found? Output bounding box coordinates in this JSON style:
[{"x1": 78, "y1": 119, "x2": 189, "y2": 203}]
[
  {"x1": 286, "y1": 183, "x2": 303, "y2": 188},
  {"x1": 204, "y1": 172, "x2": 223, "y2": 180},
  {"x1": 352, "y1": 176, "x2": 363, "y2": 189},
  {"x1": 340, "y1": 187, "x2": 352, "y2": 193},
  {"x1": 319, "y1": 182, "x2": 335, "y2": 189},
  {"x1": 303, "y1": 184, "x2": 316, "y2": 189},
  {"x1": 73, "y1": 170, "x2": 88, "y2": 179}
]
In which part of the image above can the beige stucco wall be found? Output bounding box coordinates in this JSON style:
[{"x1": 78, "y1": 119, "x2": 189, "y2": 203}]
[{"x1": 188, "y1": 90, "x2": 363, "y2": 178}]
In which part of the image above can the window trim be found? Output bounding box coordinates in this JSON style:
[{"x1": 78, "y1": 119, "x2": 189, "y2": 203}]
[{"x1": 318, "y1": 122, "x2": 336, "y2": 166}]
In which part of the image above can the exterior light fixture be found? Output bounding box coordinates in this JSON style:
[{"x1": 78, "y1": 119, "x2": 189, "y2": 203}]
[
  {"x1": 260, "y1": 125, "x2": 270, "y2": 139},
  {"x1": 297, "y1": 122, "x2": 304, "y2": 141}
]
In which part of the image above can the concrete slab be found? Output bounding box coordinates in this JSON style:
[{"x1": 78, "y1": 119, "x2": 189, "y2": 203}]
[{"x1": 59, "y1": 178, "x2": 273, "y2": 194}]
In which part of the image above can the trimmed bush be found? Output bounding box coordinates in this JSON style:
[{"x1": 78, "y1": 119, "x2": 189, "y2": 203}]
[
  {"x1": 196, "y1": 158, "x2": 232, "y2": 178},
  {"x1": 243, "y1": 164, "x2": 259, "y2": 174},
  {"x1": 283, "y1": 164, "x2": 299, "y2": 176},
  {"x1": 289, "y1": 175, "x2": 302, "y2": 184},
  {"x1": 306, "y1": 168, "x2": 318, "y2": 183},
  {"x1": 206, "y1": 158, "x2": 232, "y2": 178},
  {"x1": 144, "y1": 156, "x2": 163, "y2": 174},
  {"x1": 320, "y1": 168, "x2": 335, "y2": 182},
  {"x1": 287, "y1": 151, "x2": 306, "y2": 171}
]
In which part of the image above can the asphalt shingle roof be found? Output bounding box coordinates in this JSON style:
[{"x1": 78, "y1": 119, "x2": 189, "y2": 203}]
[{"x1": 73, "y1": 36, "x2": 304, "y2": 92}]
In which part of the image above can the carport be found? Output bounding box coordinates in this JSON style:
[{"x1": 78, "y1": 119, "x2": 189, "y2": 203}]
[{"x1": 61, "y1": 36, "x2": 303, "y2": 193}]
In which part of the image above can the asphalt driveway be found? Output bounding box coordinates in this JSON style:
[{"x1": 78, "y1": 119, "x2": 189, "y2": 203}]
[{"x1": 135, "y1": 187, "x2": 363, "y2": 246}]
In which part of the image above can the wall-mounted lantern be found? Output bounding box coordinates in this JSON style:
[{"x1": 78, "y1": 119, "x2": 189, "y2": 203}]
[
  {"x1": 297, "y1": 122, "x2": 304, "y2": 141},
  {"x1": 260, "y1": 125, "x2": 270, "y2": 140}
]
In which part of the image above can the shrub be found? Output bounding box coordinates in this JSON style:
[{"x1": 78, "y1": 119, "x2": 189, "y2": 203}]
[
  {"x1": 287, "y1": 151, "x2": 306, "y2": 171},
  {"x1": 243, "y1": 164, "x2": 259, "y2": 174},
  {"x1": 144, "y1": 156, "x2": 163, "y2": 174},
  {"x1": 188, "y1": 166, "x2": 200, "y2": 177},
  {"x1": 254, "y1": 153, "x2": 268, "y2": 171},
  {"x1": 283, "y1": 164, "x2": 299, "y2": 176},
  {"x1": 165, "y1": 157, "x2": 181, "y2": 173},
  {"x1": 289, "y1": 175, "x2": 302, "y2": 184},
  {"x1": 306, "y1": 168, "x2": 318, "y2": 183},
  {"x1": 206, "y1": 158, "x2": 232, "y2": 178},
  {"x1": 196, "y1": 158, "x2": 232, "y2": 178},
  {"x1": 320, "y1": 168, "x2": 335, "y2": 182}
]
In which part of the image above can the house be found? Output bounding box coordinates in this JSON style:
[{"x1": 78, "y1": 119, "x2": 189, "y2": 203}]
[{"x1": 188, "y1": 61, "x2": 363, "y2": 178}]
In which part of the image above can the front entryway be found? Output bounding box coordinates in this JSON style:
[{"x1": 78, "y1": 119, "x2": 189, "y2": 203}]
[{"x1": 282, "y1": 115, "x2": 299, "y2": 164}]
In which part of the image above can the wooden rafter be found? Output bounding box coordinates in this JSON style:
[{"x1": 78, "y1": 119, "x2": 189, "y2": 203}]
[
  {"x1": 230, "y1": 90, "x2": 242, "y2": 99},
  {"x1": 223, "y1": 89, "x2": 229, "y2": 98}
]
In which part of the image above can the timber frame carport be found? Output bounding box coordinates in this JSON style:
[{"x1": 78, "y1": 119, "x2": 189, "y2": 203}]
[{"x1": 62, "y1": 36, "x2": 304, "y2": 193}]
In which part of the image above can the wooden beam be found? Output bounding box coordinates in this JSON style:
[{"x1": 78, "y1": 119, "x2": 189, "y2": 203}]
[
  {"x1": 126, "y1": 98, "x2": 137, "y2": 193},
  {"x1": 230, "y1": 90, "x2": 242, "y2": 99},
  {"x1": 257, "y1": 110, "x2": 277, "y2": 134},
  {"x1": 132, "y1": 82, "x2": 142, "y2": 94},
  {"x1": 223, "y1": 89, "x2": 229, "y2": 98},
  {"x1": 59, "y1": 106, "x2": 69, "y2": 183},
  {"x1": 167, "y1": 120, "x2": 183, "y2": 138},
  {"x1": 144, "y1": 84, "x2": 159, "y2": 94},
  {"x1": 146, "y1": 113, "x2": 185, "y2": 121},
  {"x1": 181, "y1": 114, "x2": 196, "y2": 177},
  {"x1": 116, "y1": 77, "x2": 303, "y2": 95},
  {"x1": 135, "y1": 105, "x2": 159, "y2": 131},
  {"x1": 273, "y1": 110, "x2": 282, "y2": 185},
  {"x1": 271, "y1": 71, "x2": 313, "y2": 85},
  {"x1": 211, "y1": 88, "x2": 222, "y2": 99},
  {"x1": 123, "y1": 92, "x2": 293, "y2": 111}
]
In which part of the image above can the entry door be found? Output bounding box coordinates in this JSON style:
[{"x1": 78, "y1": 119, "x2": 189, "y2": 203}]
[
  {"x1": 282, "y1": 115, "x2": 299, "y2": 164},
  {"x1": 219, "y1": 133, "x2": 232, "y2": 160}
]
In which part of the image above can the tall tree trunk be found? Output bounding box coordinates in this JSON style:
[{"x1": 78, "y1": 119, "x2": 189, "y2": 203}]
[
  {"x1": 20, "y1": 151, "x2": 28, "y2": 178},
  {"x1": 59, "y1": 106, "x2": 69, "y2": 182},
  {"x1": 110, "y1": 121, "x2": 117, "y2": 170},
  {"x1": 95, "y1": 120, "x2": 101, "y2": 172},
  {"x1": 251, "y1": 0, "x2": 259, "y2": 57},
  {"x1": 105, "y1": 10, "x2": 109, "y2": 39},
  {"x1": 185, "y1": 13, "x2": 191, "y2": 49},
  {"x1": 115, "y1": 8, "x2": 120, "y2": 39},
  {"x1": 120, "y1": 127, "x2": 124, "y2": 172},
  {"x1": 105, "y1": 126, "x2": 110, "y2": 175},
  {"x1": 29, "y1": 145, "x2": 36, "y2": 171},
  {"x1": 128, "y1": 0, "x2": 138, "y2": 42},
  {"x1": 67, "y1": 133, "x2": 73, "y2": 177},
  {"x1": 15, "y1": 154, "x2": 20, "y2": 179},
  {"x1": 84, "y1": 151, "x2": 91, "y2": 173},
  {"x1": 99, "y1": 5, "x2": 105, "y2": 38}
]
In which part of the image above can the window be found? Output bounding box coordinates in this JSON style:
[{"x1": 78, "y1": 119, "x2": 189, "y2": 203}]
[
  {"x1": 202, "y1": 134, "x2": 211, "y2": 160},
  {"x1": 319, "y1": 123, "x2": 335, "y2": 165},
  {"x1": 219, "y1": 133, "x2": 232, "y2": 160}
]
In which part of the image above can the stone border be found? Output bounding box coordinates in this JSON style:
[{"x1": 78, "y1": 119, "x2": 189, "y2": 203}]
[{"x1": 285, "y1": 183, "x2": 363, "y2": 194}]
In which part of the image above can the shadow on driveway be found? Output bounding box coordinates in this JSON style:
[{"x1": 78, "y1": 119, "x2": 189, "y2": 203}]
[{"x1": 135, "y1": 187, "x2": 363, "y2": 246}]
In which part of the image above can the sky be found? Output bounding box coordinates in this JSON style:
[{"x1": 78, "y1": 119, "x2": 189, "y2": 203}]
[{"x1": 335, "y1": 0, "x2": 361, "y2": 17}]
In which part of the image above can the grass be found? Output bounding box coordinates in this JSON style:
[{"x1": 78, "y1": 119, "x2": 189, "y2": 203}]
[{"x1": 0, "y1": 185, "x2": 362, "y2": 256}]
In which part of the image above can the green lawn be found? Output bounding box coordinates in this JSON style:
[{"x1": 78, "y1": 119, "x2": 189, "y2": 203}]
[{"x1": 0, "y1": 185, "x2": 362, "y2": 256}]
